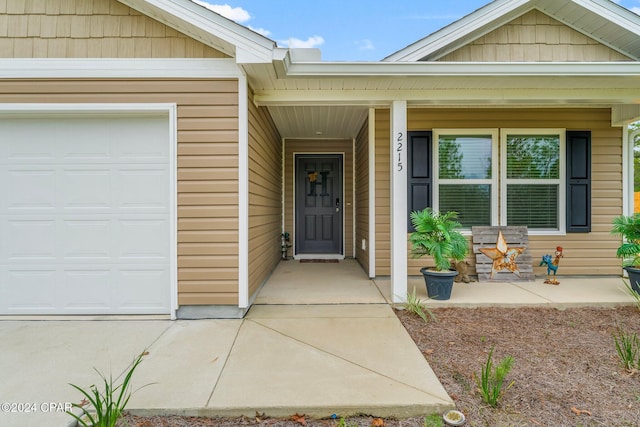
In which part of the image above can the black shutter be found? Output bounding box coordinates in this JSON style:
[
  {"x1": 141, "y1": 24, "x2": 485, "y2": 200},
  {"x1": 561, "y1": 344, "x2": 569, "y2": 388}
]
[
  {"x1": 407, "y1": 131, "x2": 432, "y2": 231},
  {"x1": 566, "y1": 131, "x2": 591, "y2": 233}
]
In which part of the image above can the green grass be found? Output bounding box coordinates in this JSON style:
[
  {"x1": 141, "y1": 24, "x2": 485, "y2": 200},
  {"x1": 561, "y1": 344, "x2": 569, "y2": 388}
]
[{"x1": 424, "y1": 413, "x2": 444, "y2": 427}]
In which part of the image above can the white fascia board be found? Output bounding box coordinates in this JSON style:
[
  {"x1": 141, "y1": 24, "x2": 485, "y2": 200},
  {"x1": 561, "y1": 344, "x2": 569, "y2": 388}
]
[
  {"x1": 383, "y1": 0, "x2": 530, "y2": 62},
  {"x1": 278, "y1": 61, "x2": 640, "y2": 77},
  {"x1": 574, "y1": 0, "x2": 640, "y2": 36},
  {"x1": 0, "y1": 58, "x2": 243, "y2": 78},
  {"x1": 119, "y1": 0, "x2": 275, "y2": 63}
]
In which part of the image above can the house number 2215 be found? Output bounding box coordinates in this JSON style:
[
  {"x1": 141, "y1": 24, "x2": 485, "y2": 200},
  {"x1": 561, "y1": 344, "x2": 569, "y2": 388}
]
[{"x1": 396, "y1": 132, "x2": 404, "y2": 171}]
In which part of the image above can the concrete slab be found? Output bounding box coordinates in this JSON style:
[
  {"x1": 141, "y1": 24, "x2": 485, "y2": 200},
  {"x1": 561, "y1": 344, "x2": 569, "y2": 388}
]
[
  {"x1": 1, "y1": 258, "x2": 635, "y2": 427},
  {"x1": 375, "y1": 275, "x2": 637, "y2": 308},
  {"x1": 512, "y1": 277, "x2": 633, "y2": 307},
  {"x1": 208, "y1": 305, "x2": 453, "y2": 418},
  {"x1": 255, "y1": 259, "x2": 385, "y2": 305},
  {"x1": 0, "y1": 320, "x2": 171, "y2": 427},
  {"x1": 130, "y1": 319, "x2": 242, "y2": 411}
]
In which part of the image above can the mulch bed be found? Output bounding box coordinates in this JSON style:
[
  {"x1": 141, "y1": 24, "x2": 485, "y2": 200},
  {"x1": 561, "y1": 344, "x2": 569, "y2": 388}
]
[{"x1": 119, "y1": 306, "x2": 640, "y2": 427}]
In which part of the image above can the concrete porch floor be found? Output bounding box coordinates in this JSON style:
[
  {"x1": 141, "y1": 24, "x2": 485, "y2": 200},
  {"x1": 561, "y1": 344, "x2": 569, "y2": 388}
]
[{"x1": 0, "y1": 259, "x2": 636, "y2": 427}]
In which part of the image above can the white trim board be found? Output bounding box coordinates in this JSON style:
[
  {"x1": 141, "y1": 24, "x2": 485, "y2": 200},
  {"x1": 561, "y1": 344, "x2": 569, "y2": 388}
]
[{"x1": 0, "y1": 59, "x2": 243, "y2": 79}]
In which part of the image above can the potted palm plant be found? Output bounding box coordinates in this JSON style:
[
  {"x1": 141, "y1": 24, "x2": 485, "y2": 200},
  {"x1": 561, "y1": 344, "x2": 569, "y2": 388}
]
[
  {"x1": 409, "y1": 208, "x2": 469, "y2": 300},
  {"x1": 611, "y1": 214, "x2": 640, "y2": 293}
]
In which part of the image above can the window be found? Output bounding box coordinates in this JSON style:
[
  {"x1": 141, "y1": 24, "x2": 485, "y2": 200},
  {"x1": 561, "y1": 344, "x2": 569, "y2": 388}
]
[
  {"x1": 433, "y1": 130, "x2": 499, "y2": 228},
  {"x1": 501, "y1": 129, "x2": 565, "y2": 233},
  {"x1": 409, "y1": 129, "x2": 589, "y2": 234}
]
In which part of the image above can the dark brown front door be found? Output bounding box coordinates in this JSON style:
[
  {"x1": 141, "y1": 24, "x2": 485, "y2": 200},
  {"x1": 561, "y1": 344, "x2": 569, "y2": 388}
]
[{"x1": 295, "y1": 155, "x2": 343, "y2": 255}]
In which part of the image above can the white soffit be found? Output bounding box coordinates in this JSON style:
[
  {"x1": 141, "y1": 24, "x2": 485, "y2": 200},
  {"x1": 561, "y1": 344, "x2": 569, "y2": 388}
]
[{"x1": 383, "y1": 0, "x2": 640, "y2": 62}]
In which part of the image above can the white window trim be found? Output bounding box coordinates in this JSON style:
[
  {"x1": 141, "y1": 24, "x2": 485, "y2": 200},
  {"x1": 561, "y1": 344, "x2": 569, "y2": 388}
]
[
  {"x1": 433, "y1": 129, "x2": 499, "y2": 230},
  {"x1": 499, "y1": 128, "x2": 566, "y2": 235}
]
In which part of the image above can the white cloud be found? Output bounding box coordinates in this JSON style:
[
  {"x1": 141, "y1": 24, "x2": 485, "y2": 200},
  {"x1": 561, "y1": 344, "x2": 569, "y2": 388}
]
[
  {"x1": 192, "y1": 1, "x2": 251, "y2": 23},
  {"x1": 632, "y1": 6, "x2": 640, "y2": 14},
  {"x1": 248, "y1": 26, "x2": 272, "y2": 37},
  {"x1": 281, "y1": 36, "x2": 324, "y2": 49},
  {"x1": 356, "y1": 39, "x2": 375, "y2": 51}
]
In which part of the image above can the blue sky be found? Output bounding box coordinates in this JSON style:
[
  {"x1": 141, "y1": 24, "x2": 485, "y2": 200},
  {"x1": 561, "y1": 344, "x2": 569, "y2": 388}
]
[{"x1": 194, "y1": 0, "x2": 640, "y2": 61}]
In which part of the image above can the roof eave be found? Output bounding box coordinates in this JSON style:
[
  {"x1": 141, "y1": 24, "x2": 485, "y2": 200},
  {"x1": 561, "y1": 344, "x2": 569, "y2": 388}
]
[
  {"x1": 275, "y1": 61, "x2": 640, "y2": 77},
  {"x1": 384, "y1": 0, "x2": 640, "y2": 63},
  {"x1": 118, "y1": 0, "x2": 276, "y2": 63}
]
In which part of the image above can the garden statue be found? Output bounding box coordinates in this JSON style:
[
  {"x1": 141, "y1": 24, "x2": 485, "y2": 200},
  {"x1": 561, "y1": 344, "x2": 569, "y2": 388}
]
[
  {"x1": 452, "y1": 260, "x2": 476, "y2": 283},
  {"x1": 540, "y1": 246, "x2": 563, "y2": 285},
  {"x1": 281, "y1": 232, "x2": 291, "y2": 260}
]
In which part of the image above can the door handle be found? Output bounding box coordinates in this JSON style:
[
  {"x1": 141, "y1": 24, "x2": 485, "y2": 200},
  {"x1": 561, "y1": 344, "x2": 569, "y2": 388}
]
[{"x1": 336, "y1": 198, "x2": 340, "y2": 212}]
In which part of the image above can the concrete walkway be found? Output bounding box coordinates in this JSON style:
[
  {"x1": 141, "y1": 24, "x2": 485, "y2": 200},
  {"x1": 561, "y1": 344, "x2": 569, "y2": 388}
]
[{"x1": 0, "y1": 260, "x2": 636, "y2": 427}]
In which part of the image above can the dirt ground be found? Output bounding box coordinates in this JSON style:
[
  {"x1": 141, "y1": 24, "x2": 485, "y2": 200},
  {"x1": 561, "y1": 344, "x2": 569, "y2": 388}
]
[{"x1": 119, "y1": 306, "x2": 640, "y2": 427}]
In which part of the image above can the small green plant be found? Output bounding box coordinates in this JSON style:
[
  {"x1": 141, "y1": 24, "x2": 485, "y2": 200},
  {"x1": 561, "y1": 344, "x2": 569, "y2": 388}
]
[
  {"x1": 404, "y1": 287, "x2": 437, "y2": 322},
  {"x1": 623, "y1": 279, "x2": 640, "y2": 312},
  {"x1": 613, "y1": 323, "x2": 640, "y2": 373},
  {"x1": 424, "y1": 413, "x2": 444, "y2": 427},
  {"x1": 335, "y1": 417, "x2": 357, "y2": 427},
  {"x1": 475, "y1": 346, "x2": 515, "y2": 407},
  {"x1": 67, "y1": 350, "x2": 151, "y2": 427}
]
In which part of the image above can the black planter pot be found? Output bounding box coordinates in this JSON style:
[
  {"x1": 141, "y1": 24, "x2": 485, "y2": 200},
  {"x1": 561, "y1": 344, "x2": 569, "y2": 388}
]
[
  {"x1": 420, "y1": 267, "x2": 458, "y2": 300},
  {"x1": 624, "y1": 266, "x2": 640, "y2": 294}
]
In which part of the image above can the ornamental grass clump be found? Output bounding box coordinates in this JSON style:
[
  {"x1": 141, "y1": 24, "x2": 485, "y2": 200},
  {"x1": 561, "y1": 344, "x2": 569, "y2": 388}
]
[
  {"x1": 475, "y1": 346, "x2": 515, "y2": 407},
  {"x1": 67, "y1": 350, "x2": 152, "y2": 427},
  {"x1": 404, "y1": 287, "x2": 437, "y2": 323},
  {"x1": 613, "y1": 323, "x2": 640, "y2": 373}
]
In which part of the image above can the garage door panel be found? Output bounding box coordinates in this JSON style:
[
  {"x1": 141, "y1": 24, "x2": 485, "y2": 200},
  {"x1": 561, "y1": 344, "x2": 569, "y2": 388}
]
[
  {"x1": 116, "y1": 267, "x2": 170, "y2": 310},
  {"x1": 6, "y1": 168, "x2": 57, "y2": 210},
  {"x1": 2, "y1": 268, "x2": 58, "y2": 312},
  {"x1": 117, "y1": 218, "x2": 169, "y2": 260},
  {"x1": 116, "y1": 166, "x2": 170, "y2": 211},
  {"x1": 62, "y1": 219, "x2": 112, "y2": 260},
  {"x1": 0, "y1": 113, "x2": 172, "y2": 315},
  {"x1": 1, "y1": 123, "x2": 57, "y2": 163},
  {"x1": 61, "y1": 168, "x2": 112, "y2": 210},
  {"x1": 62, "y1": 269, "x2": 112, "y2": 310},
  {"x1": 114, "y1": 117, "x2": 170, "y2": 162},
  {"x1": 4, "y1": 219, "x2": 56, "y2": 261}
]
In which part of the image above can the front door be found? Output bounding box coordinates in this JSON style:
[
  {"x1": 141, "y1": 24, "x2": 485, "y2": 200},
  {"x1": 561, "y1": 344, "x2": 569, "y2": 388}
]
[{"x1": 295, "y1": 155, "x2": 343, "y2": 255}]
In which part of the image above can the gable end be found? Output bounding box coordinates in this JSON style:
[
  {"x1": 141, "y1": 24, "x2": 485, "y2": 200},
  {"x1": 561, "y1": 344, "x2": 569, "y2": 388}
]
[
  {"x1": 0, "y1": 0, "x2": 229, "y2": 58},
  {"x1": 437, "y1": 9, "x2": 634, "y2": 62}
]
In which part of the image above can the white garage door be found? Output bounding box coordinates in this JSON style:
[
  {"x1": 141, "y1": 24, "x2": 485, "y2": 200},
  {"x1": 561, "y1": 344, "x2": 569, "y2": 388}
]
[{"x1": 0, "y1": 112, "x2": 173, "y2": 315}]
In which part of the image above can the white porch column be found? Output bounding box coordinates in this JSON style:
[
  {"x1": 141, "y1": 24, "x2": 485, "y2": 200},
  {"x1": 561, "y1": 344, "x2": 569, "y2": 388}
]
[{"x1": 390, "y1": 101, "x2": 407, "y2": 303}]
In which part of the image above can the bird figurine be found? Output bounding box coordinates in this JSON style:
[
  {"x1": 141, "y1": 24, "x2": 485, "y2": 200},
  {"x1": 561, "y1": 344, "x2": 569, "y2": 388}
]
[{"x1": 540, "y1": 246, "x2": 563, "y2": 285}]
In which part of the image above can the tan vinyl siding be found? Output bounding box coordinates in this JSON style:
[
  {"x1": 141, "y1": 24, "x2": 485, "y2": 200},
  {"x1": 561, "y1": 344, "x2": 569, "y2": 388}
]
[
  {"x1": 355, "y1": 116, "x2": 369, "y2": 272},
  {"x1": 439, "y1": 10, "x2": 632, "y2": 62},
  {"x1": 248, "y1": 89, "x2": 282, "y2": 300},
  {"x1": 284, "y1": 139, "x2": 354, "y2": 257},
  {"x1": 0, "y1": 0, "x2": 227, "y2": 58},
  {"x1": 0, "y1": 78, "x2": 241, "y2": 305},
  {"x1": 374, "y1": 110, "x2": 391, "y2": 275},
  {"x1": 400, "y1": 107, "x2": 621, "y2": 276}
]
